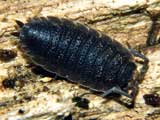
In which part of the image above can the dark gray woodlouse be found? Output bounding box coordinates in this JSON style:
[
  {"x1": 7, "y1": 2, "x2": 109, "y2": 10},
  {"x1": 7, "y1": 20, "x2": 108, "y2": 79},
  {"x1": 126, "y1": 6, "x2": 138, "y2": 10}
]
[{"x1": 15, "y1": 17, "x2": 149, "y2": 99}]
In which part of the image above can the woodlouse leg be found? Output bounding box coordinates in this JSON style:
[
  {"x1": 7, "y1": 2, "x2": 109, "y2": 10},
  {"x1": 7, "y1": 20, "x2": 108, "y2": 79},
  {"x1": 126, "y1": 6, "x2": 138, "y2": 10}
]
[{"x1": 101, "y1": 86, "x2": 132, "y2": 98}]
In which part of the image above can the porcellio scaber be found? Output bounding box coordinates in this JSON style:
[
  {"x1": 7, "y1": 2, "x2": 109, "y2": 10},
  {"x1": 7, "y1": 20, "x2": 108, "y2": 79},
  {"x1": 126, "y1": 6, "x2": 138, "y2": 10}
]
[{"x1": 15, "y1": 17, "x2": 149, "y2": 99}]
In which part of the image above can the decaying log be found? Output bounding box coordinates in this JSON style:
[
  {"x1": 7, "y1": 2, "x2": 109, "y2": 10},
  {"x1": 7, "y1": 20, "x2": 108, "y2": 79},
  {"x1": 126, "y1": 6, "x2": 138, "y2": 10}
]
[{"x1": 0, "y1": 0, "x2": 160, "y2": 120}]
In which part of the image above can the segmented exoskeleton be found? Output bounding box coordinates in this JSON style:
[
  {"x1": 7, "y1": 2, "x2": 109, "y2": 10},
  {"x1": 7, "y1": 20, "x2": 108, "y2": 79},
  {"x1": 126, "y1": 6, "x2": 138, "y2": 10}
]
[{"x1": 15, "y1": 17, "x2": 149, "y2": 99}]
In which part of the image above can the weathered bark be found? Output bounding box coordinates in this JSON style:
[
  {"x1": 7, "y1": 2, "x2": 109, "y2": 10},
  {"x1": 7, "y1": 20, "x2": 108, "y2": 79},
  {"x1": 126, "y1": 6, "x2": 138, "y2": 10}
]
[{"x1": 0, "y1": 0, "x2": 160, "y2": 120}]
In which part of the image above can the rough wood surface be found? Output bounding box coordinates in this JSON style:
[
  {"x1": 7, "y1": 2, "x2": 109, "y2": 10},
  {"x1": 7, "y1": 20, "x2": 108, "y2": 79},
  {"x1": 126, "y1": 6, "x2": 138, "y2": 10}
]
[{"x1": 0, "y1": 0, "x2": 160, "y2": 120}]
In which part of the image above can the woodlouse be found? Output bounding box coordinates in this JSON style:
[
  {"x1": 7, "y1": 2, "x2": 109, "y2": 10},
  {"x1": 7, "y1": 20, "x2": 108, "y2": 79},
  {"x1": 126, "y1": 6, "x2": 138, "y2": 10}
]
[{"x1": 14, "y1": 17, "x2": 149, "y2": 99}]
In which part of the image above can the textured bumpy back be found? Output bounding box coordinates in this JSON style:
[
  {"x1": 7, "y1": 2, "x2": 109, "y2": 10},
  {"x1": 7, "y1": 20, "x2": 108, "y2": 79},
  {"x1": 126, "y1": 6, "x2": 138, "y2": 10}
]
[{"x1": 19, "y1": 17, "x2": 136, "y2": 93}]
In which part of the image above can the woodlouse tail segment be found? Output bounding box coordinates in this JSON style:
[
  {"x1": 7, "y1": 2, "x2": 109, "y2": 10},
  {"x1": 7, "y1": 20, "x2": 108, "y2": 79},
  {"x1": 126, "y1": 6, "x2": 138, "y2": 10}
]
[
  {"x1": 15, "y1": 20, "x2": 24, "y2": 28},
  {"x1": 11, "y1": 20, "x2": 24, "y2": 37},
  {"x1": 11, "y1": 32, "x2": 20, "y2": 37}
]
